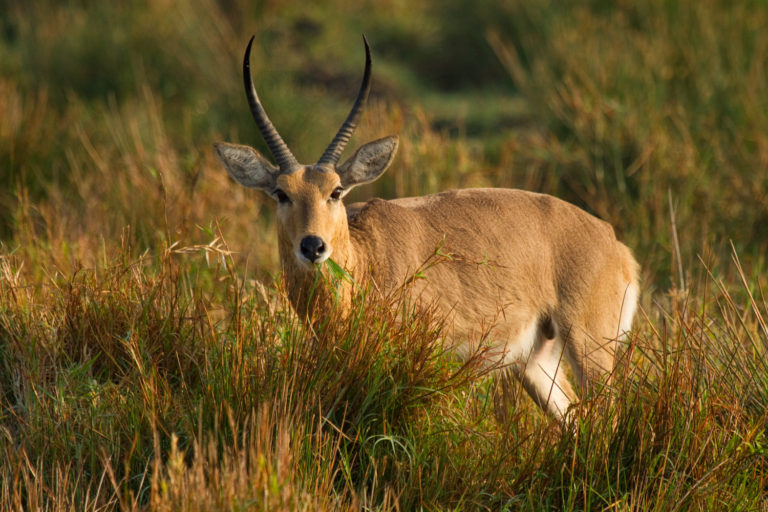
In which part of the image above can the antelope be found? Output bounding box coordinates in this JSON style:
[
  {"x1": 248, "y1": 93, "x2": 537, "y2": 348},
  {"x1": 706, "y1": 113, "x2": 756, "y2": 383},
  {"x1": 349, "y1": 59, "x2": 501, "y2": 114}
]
[{"x1": 215, "y1": 36, "x2": 640, "y2": 421}]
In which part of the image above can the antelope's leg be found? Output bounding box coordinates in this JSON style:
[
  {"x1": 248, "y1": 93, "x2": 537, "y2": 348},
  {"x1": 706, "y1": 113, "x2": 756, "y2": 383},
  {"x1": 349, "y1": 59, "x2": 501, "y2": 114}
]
[{"x1": 517, "y1": 335, "x2": 577, "y2": 420}]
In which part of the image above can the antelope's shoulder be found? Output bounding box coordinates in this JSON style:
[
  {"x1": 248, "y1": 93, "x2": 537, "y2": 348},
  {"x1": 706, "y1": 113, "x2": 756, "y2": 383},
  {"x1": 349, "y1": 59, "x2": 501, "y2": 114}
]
[{"x1": 346, "y1": 197, "x2": 418, "y2": 229}]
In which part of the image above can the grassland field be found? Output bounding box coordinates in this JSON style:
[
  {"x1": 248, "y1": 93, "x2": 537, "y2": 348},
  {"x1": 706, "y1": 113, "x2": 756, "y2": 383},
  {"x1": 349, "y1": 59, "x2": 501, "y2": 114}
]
[{"x1": 1, "y1": 0, "x2": 767, "y2": 510}]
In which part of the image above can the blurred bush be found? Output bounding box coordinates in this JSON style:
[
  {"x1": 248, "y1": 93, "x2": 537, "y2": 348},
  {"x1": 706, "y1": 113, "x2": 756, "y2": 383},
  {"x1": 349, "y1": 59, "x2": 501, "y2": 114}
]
[{"x1": 1, "y1": 0, "x2": 766, "y2": 282}]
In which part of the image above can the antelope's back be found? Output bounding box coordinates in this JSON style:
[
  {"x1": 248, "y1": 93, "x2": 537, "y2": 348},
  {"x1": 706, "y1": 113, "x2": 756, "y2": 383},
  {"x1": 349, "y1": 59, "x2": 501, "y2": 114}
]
[{"x1": 347, "y1": 188, "x2": 635, "y2": 335}]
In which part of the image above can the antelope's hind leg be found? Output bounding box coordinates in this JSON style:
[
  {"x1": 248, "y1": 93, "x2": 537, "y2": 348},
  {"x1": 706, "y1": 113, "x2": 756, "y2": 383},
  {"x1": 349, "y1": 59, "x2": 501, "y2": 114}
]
[
  {"x1": 510, "y1": 317, "x2": 577, "y2": 421},
  {"x1": 563, "y1": 275, "x2": 639, "y2": 404}
]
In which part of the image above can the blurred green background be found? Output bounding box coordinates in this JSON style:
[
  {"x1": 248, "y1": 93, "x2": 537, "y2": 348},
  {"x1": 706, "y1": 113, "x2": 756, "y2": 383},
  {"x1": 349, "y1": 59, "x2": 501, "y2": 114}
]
[{"x1": 2, "y1": 0, "x2": 767, "y2": 287}]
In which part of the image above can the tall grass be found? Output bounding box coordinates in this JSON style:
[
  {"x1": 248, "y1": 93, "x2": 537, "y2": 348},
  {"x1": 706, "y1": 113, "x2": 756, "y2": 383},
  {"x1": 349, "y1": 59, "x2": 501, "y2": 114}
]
[
  {"x1": 2, "y1": 243, "x2": 766, "y2": 509},
  {"x1": 490, "y1": 0, "x2": 768, "y2": 286},
  {"x1": 1, "y1": 0, "x2": 767, "y2": 509}
]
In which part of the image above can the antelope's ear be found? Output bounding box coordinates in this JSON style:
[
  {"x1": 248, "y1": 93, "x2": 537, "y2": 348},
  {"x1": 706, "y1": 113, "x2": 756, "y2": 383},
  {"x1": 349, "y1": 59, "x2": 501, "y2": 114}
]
[
  {"x1": 214, "y1": 142, "x2": 278, "y2": 191},
  {"x1": 336, "y1": 136, "x2": 398, "y2": 189}
]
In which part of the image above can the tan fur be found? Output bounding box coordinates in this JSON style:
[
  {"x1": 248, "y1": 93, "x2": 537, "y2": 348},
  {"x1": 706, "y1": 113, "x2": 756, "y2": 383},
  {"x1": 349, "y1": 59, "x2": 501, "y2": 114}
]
[
  {"x1": 345, "y1": 187, "x2": 640, "y2": 419},
  {"x1": 216, "y1": 151, "x2": 640, "y2": 420},
  {"x1": 214, "y1": 41, "x2": 639, "y2": 420}
]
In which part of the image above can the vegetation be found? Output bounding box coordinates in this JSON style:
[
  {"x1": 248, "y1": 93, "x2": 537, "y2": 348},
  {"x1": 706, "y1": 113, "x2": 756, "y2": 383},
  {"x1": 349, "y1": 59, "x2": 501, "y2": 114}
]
[{"x1": 1, "y1": 0, "x2": 767, "y2": 509}]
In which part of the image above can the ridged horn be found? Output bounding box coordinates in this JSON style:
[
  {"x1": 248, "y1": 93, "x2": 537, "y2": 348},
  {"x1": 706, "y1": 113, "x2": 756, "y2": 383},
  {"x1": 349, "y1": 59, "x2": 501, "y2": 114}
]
[
  {"x1": 243, "y1": 35, "x2": 299, "y2": 172},
  {"x1": 317, "y1": 35, "x2": 372, "y2": 166}
]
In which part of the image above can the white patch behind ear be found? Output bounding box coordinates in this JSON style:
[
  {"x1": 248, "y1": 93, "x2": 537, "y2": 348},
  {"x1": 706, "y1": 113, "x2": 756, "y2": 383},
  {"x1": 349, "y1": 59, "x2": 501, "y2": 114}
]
[
  {"x1": 337, "y1": 136, "x2": 399, "y2": 189},
  {"x1": 214, "y1": 142, "x2": 278, "y2": 190}
]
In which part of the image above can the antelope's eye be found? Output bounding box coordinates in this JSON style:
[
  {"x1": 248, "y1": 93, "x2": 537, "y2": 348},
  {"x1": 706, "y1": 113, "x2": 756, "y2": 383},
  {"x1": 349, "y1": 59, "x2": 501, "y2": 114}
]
[
  {"x1": 330, "y1": 187, "x2": 344, "y2": 201},
  {"x1": 274, "y1": 189, "x2": 291, "y2": 204}
]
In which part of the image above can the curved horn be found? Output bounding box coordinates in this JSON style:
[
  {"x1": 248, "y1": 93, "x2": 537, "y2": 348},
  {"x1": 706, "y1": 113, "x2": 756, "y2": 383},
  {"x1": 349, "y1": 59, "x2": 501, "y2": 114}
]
[
  {"x1": 243, "y1": 36, "x2": 299, "y2": 172},
  {"x1": 317, "y1": 35, "x2": 372, "y2": 166}
]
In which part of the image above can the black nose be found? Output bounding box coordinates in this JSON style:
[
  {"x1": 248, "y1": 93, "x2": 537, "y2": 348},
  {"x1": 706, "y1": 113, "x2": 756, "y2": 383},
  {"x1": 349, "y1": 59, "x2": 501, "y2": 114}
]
[{"x1": 300, "y1": 236, "x2": 326, "y2": 262}]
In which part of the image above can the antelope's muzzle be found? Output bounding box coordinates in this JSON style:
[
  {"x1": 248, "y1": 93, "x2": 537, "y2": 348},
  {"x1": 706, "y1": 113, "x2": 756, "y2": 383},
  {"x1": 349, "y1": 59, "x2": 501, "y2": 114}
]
[{"x1": 299, "y1": 235, "x2": 328, "y2": 263}]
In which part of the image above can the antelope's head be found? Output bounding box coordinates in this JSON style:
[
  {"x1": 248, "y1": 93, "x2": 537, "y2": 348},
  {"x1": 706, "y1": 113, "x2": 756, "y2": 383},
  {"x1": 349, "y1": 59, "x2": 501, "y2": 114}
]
[{"x1": 215, "y1": 36, "x2": 398, "y2": 269}]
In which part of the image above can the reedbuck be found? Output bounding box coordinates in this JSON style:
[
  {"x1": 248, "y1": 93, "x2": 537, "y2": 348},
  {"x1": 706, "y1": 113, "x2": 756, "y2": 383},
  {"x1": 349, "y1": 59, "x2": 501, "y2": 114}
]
[{"x1": 215, "y1": 37, "x2": 640, "y2": 420}]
